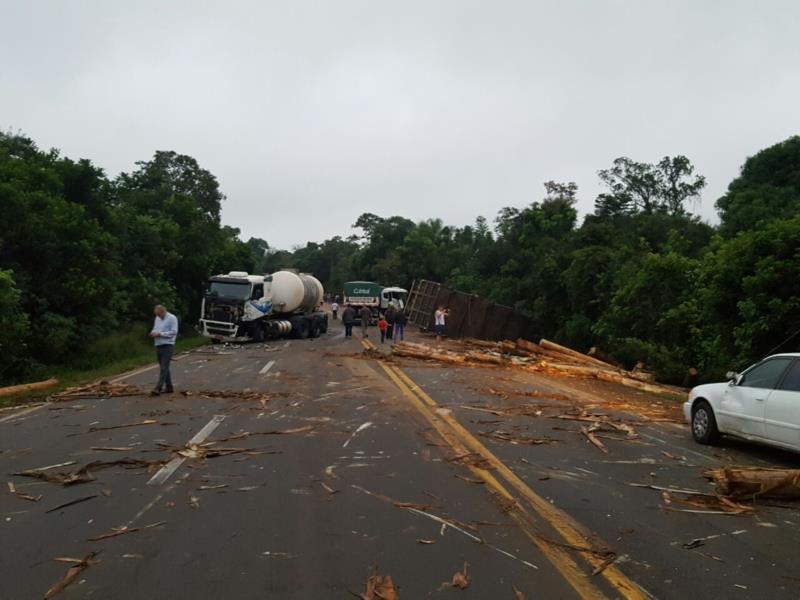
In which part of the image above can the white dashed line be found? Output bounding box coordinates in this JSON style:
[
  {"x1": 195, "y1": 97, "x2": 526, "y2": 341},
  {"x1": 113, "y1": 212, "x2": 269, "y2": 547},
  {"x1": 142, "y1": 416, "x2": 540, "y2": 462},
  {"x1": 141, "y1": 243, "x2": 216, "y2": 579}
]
[{"x1": 259, "y1": 360, "x2": 276, "y2": 375}]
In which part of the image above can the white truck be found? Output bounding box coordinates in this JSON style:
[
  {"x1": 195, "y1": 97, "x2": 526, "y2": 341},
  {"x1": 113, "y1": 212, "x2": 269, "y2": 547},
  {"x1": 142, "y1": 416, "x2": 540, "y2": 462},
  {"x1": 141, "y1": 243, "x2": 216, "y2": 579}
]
[{"x1": 199, "y1": 270, "x2": 328, "y2": 342}]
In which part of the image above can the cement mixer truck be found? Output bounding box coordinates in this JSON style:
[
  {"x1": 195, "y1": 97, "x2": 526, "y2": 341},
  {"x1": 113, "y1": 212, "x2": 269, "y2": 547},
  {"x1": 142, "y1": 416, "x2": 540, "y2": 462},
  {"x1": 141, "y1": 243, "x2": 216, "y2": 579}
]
[{"x1": 199, "y1": 270, "x2": 327, "y2": 342}]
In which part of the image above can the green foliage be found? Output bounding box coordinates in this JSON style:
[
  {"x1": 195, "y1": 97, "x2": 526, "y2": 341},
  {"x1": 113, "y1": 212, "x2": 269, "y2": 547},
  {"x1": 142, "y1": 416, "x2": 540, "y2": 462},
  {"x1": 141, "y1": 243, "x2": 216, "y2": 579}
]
[
  {"x1": 716, "y1": 136, "x2": 800, "y2": 236},
  {"x1": 0, "y1": 133, "x2": 253, "y2": 384},
  {"x1": 595, "y1": 155, "x2": 706, "y2": 216},
  {"x1": 0, "y1": 269, "x2": 31, "y2": 379},
  {"x1": 3, "y1": 130, "x2": 799, "y2": 387}
]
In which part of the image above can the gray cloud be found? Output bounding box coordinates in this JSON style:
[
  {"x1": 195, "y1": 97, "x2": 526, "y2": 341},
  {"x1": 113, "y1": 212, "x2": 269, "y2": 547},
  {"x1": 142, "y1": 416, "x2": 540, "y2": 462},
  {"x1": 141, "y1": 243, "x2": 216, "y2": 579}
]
[{"x1": 2, "y1": 0, "x2": 799, "y2": 248}]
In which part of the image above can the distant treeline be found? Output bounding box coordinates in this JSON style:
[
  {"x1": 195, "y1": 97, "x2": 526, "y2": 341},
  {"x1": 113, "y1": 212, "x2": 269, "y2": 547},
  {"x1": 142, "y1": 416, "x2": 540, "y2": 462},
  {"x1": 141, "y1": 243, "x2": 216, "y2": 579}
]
[
  {"x1": 2, "y1": 132, "x2": 799, "y2": 384},
  {"x1": 258, "y1": 137, "x2": 800, "y2": 384}
]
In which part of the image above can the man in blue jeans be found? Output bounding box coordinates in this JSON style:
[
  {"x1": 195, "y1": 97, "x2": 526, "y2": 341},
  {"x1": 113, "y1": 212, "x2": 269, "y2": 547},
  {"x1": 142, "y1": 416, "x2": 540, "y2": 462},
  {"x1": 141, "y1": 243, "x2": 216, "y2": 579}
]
[{"x1": 149, "y1": 304, "x2": 178, "y2": 395}]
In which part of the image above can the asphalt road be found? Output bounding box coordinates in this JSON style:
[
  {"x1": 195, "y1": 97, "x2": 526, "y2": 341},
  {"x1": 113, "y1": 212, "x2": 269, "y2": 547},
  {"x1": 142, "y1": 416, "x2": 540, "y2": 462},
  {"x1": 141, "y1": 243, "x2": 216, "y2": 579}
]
[{"x1": 2, "y1": 318, "x2": 799, "y2": 599}]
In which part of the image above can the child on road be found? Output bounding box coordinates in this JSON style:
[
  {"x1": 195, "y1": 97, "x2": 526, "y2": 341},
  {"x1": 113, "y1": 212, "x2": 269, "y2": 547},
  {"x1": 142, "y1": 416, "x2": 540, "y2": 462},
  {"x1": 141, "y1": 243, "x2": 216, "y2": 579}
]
[{"x1": 378, "y1": 315, "x2": 388, "y2": 343}]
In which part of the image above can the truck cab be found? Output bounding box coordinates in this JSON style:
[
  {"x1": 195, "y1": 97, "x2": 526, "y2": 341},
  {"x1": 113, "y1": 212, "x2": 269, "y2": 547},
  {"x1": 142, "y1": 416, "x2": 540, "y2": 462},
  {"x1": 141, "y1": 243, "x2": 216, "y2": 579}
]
[
  {"x1": 200, "y1": 270, "x2": 326, "y2": 342},
  {"x1": 200, "y1": 272, "x2": 273, "y2": 341},
  {"x1": 381, "y1": 287, "x2": 407, "y2": 311}
]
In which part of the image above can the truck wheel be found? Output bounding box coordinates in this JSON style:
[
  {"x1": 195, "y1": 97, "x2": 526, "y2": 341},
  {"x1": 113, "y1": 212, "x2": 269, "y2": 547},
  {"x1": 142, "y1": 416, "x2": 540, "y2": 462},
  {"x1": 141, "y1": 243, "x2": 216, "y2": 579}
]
[
  {"x1": 294, "y1": 318, "x2": 310, "y2": 339},
  {"x1": 692, "y1": 400, "x2": 720, "y2": 445},
  {"x1": 320, "y1": 316, "x2": 328, "y2": 334},
  {"x1": 252, "y1": 322, "x2": 265, "y2": 343},
  {"x1": 310, "y1": 319, "x2": 321, "y2": 338}
]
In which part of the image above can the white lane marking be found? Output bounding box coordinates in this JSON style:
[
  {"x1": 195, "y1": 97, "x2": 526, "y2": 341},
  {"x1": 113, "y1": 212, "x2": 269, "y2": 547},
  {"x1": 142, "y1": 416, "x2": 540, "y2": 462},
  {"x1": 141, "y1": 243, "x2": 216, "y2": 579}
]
[
  {"x1": 110, "y1": 363, "x2": 158, "y2": 384},
  {"x1": 147, "y1": 415, "x2": 226, "y2": 486},
  {"x1": 259, "y1": 360, "x2": 276, "y2": 375},
  {"x1": 0, "y1": 404, "x2": 48, "y2": 424},
  {"x1": 342, "y1": 421, "x2": 372, "y2": 448},
  {"x1": 128, "y1": 472, "x2": 190, "y2": 527},
  {"x1": 638, "y1": 431, "x2": 718, "y2": 463}
]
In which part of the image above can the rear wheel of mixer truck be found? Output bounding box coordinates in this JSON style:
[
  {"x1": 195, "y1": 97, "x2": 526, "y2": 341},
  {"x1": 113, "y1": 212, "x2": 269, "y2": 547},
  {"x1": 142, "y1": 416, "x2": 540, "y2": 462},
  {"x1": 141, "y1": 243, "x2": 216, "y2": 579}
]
[
  {"x1": 292, "y1": 316, "x2": 310, "y2": 339},
  {"x1": 310, "y1": 317, "x2": 321, "y2": 338}
]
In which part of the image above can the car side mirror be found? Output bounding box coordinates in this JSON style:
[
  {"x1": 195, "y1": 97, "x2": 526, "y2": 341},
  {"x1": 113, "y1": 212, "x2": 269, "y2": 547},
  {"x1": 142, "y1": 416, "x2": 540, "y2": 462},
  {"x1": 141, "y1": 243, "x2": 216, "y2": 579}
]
[{"x1": 726, "y1": 371, "x2": 740, "y2": 385}]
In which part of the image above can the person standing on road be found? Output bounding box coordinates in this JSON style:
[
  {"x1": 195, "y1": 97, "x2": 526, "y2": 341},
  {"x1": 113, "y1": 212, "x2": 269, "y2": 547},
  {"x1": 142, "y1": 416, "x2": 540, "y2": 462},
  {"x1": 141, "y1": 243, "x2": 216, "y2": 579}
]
[
  {"x1": 378, "y1": 315, "x2": 388, "y2": 344},
  {"x1": 385, "y1": 305, "x2": 396, "y2": 341},
  {"x1": 331, "y1": 301, "x2": 339, "y2": 320},
  {"x1": 149, "y1": 304, "x2": 178, "y2": 395},
  {"x1": 434, "y1": 306, "x2": 449, "y2": 342},
  {"x1": 342, "y1": 304, "x2": 356, "y2": 338},
  {"x1": 393, "y1": 310, "x2": 407, "y2": 342},
  {"x1": 360, "y1": 306, "x2": 371, "y2": 338}
]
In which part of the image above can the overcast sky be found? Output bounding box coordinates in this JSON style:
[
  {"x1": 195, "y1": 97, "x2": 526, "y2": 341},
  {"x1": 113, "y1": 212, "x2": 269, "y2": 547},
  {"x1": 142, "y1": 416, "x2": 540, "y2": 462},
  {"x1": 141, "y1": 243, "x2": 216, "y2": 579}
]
[{"x1": 2, "y1": 1, "x2": 798, "y2": 248}]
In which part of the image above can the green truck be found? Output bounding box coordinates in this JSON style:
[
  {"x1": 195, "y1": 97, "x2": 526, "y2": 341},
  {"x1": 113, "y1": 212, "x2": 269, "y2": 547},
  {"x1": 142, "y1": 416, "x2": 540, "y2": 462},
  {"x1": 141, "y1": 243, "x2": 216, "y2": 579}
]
[{"x1": 343, "y1": 281, "x2": 407, "y2": 323}]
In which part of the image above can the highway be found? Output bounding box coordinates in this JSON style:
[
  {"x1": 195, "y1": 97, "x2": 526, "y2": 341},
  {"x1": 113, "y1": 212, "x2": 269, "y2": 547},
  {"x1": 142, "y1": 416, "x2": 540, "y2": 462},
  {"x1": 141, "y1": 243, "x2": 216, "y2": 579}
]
[{"x1": 2, "y1": 318, "x2": 799, "y2": 599}]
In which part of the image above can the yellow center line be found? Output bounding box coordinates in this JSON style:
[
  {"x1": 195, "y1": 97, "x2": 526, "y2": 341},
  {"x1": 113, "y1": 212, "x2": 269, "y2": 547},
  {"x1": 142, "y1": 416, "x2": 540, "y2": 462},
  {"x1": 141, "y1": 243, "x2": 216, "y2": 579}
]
[{"x1": 362, "y1": 338, "x2": 650, "y2": 600}]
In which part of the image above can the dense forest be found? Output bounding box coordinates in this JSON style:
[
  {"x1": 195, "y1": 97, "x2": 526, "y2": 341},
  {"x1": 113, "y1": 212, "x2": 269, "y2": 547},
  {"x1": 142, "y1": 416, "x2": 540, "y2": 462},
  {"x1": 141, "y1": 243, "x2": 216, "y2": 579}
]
[{"x1": 2, "y1": 131, "x2": 799, "y2": 385}]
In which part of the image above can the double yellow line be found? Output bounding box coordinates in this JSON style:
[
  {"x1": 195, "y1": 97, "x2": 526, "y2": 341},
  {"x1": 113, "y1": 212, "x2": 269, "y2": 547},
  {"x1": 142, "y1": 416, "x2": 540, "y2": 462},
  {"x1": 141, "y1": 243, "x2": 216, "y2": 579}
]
[{"x1": 361, "y1": 338, "x2": 649, "y2": 600}]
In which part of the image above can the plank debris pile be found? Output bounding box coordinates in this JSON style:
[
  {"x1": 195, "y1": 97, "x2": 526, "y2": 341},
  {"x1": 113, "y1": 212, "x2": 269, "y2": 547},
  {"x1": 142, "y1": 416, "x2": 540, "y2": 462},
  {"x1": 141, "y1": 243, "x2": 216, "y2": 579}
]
[
  {"x1": 52, "y1": 380, "x2": 142, "y2": 401},
  {"x1": 704, "y1": 466, "x2": 800, "y2": 500},
  {"x1": 393, "y1": 338, "x2": 682, "y2": 397}
]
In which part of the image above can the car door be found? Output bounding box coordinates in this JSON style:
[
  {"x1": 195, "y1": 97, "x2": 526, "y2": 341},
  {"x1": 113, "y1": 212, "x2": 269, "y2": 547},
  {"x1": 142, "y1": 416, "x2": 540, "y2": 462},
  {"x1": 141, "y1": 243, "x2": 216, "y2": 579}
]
[
  {"x1": 764, "y1": 359, "x2": 800, "y2": 449},
  {"x1": 719, "y1": 357, "x2": 792, "y2": 438}
]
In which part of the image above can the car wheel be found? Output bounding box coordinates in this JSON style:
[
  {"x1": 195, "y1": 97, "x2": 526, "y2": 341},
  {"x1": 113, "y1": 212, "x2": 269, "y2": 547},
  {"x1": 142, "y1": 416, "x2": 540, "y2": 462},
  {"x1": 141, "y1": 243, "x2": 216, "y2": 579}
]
[{"x1": 692, "y1": 400, "x2": 720, "y2": 445}]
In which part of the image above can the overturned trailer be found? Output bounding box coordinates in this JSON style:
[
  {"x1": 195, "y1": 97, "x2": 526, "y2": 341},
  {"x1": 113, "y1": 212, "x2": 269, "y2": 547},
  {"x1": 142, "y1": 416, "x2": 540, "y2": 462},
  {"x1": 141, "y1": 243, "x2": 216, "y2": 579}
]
[{"x1": 404, "y1": 279, "x2": 537, "y2": 342}]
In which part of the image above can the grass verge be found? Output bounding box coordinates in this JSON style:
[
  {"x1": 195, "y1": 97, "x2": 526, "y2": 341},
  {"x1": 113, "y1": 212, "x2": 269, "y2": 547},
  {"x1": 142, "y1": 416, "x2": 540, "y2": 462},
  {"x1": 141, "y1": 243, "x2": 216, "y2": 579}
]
[{"x1": 0, "y1": 332, "x2": 208, "y2": 410}]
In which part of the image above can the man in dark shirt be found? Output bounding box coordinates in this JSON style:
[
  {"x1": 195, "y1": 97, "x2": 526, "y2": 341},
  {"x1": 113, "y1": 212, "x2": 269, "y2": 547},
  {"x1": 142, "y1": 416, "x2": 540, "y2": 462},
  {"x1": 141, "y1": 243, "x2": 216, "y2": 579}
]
[
  {"x1": 342, "y1": 305, "x2": 356, "y2": 338},
  {"x1": 359, "y1": 306, "x2": 371, "y2": 338}
]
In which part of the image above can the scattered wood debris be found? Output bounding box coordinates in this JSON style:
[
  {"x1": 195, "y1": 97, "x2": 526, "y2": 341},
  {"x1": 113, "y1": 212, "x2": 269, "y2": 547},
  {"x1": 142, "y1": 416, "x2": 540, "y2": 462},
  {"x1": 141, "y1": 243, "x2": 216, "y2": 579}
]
[
  {"x1": 447, "y1": 452, "x2": 493, "y2": 470},
  {"x1": 180, "y1": 389, "x2": 274, "y2": 403},
  {"x1": 477, "y1": 430, "x2": 556, "y2": 446},
  {"x1": 633, "y1": 481, "x2": 756, "y2": 515},
  {"x1": 7, "y1": 481, "x2": 42, "y2": 502},
  {"x1": 455, "y1": 474, "x2": 485, "y2": 484},
  {"x1": 13, "y1": 458, "x2": 162, "y2": 486},
  {"x1": 356, "y1": 574, "x2": 399, "y2": 600},
  {"x1": 581, "y1": 425, "x2": 609, "y2": 454},
  {"x1": 45, "y1": 495, "x2": 97, "y2": 513},
  {"x1": 88, "y1": 520, "x2": 166, "y2": 541},
  {"x1": 206, "y1": 425, "x2": 314, "y2": 443},
  {"x1": 661, "y1": 489, "x2": 754, "y2": 515},
  {"x1": 44, "y1": 552, "x2": 99, "y2": 598},
  {"x1": 704, "y1": 467, "x2": 800, "y2": 500},
  {"x1": 392, "y1": 338, "x2": 684, "y2": 397},
  {"x1": 87, "y1": 419, "x2": 157, "y2": 433},
  {"x1": 53, "y1": 380, "x2": 140, "y2": 401},
  {"x1": 450, "y1": 562, "x2": 470, "y2": 589}
]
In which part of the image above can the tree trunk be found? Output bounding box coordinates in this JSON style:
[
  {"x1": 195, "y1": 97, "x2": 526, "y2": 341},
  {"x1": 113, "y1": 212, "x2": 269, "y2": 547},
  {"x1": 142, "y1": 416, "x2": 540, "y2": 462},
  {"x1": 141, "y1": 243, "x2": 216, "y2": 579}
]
[
  {"x1": 704, "y1": 467, "x2": 800, "y2": 500},
  {"x1": 0, "y1": 378, "x2": 59, "y2": 397}
]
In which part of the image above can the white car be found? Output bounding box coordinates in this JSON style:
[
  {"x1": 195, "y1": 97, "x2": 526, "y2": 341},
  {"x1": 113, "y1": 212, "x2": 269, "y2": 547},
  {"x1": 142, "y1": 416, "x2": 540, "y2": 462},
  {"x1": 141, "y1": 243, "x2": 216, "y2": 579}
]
[{"x1": 684, "y1": 353, "x2": 800, "y2": 451}]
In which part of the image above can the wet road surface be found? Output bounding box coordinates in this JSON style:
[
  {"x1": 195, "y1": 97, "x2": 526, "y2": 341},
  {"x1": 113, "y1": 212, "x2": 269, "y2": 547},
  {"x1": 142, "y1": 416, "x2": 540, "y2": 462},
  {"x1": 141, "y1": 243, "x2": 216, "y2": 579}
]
[{"x1": 2, "y1": 319, "x2": 799, "y2": 599}]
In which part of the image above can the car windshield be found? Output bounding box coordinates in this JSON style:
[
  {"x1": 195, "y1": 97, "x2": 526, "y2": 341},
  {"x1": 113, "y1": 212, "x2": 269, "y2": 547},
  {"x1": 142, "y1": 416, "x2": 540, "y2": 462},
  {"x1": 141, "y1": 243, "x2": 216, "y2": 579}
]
[{"x1": 209, "y1": 282, "x2": 251, "y2": 300}]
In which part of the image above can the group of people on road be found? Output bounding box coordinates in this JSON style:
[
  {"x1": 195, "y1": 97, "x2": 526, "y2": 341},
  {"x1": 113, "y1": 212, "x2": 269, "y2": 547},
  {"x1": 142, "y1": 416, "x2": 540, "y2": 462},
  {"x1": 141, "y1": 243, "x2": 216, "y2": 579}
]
[
  {"x1": 145, "y1": 299, "x2": 448, "y2": 394},
  {"x1": 377, "y1": 305, "x2": 407, "y2": 343},
  {"x1": 337, "y1": 303, "x2": 409, "y2": 343}
]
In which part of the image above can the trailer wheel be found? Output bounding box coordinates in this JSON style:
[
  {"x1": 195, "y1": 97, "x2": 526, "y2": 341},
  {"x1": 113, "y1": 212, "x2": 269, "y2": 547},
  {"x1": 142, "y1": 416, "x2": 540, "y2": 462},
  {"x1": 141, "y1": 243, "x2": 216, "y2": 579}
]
[
  {"x1": 293, "y1": 318, "x2": 310, "y2": 339},
  {"x1": 320, "y1": 316, "x2": 328, "y2": 334},
  {"x1": 310, "y1": 319, "x2": 321, "y2": 338}
]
